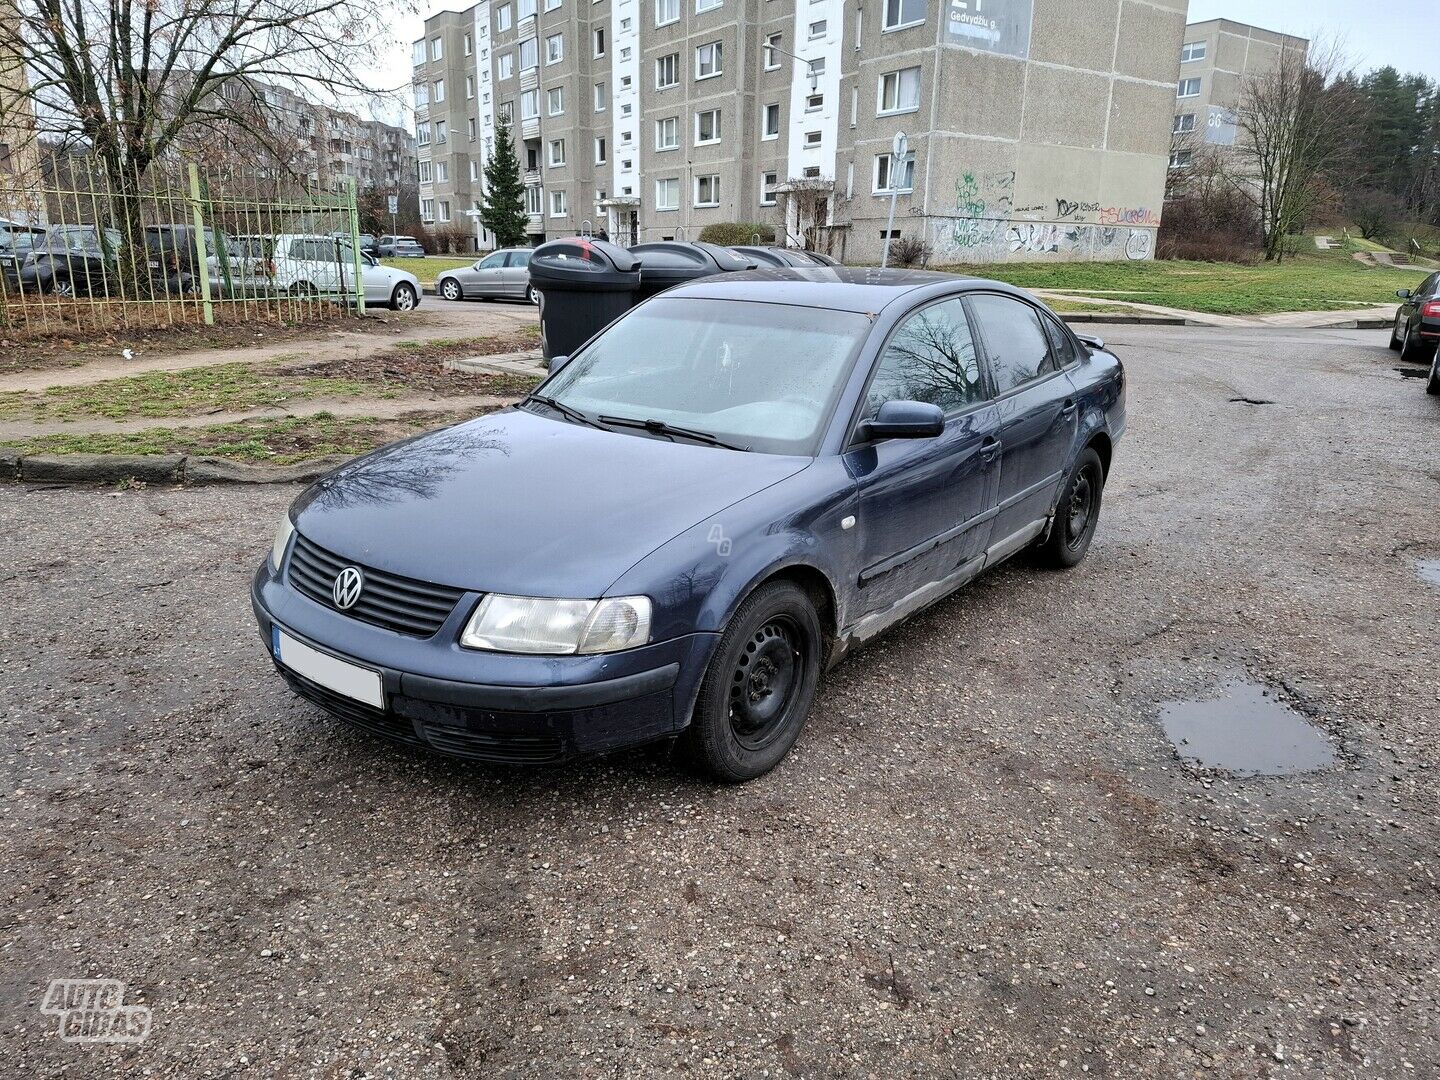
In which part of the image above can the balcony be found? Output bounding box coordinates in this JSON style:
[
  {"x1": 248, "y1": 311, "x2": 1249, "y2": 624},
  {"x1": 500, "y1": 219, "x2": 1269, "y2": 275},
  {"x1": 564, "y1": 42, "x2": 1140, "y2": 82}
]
[
  {"x1": 521, "y1": 116, "x2": 540, "y2": 140},
  {"x1": 520, "y1": 69, "x2": 538, "y2": 93},
  {"x1": 523, "y1": 169, "x2": 541, "y2": 186},
  {"x1": 526, "y1": 212, "x2": 544, "y2": 232}
]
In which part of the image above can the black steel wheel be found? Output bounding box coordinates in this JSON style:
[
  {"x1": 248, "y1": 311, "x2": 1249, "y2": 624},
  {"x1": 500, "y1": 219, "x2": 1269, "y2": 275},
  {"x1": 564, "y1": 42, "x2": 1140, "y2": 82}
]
[
  {"x1": 1033, "y1": 447, "x2": 1105, "y2": 569},
  {"x1": 683, "y1": 581, "x2": 822, "y2": 782},
  {"x1": 1427, "y1": 349, "x2": 1440, "y2": 396}
]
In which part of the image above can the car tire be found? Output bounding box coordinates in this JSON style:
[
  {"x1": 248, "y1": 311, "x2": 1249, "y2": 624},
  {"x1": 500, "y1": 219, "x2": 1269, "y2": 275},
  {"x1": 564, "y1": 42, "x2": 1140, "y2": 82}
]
[
  {"x1": 682, "y1": 580, "x2": 823, "y2": 783},
  {"x1": 52, "y1": 278, "x2": 74, "y2": 299},
  {"x1": 525, "y1": 283, "x2": 538, "y2": 305},
  {"x1": 1389, "y1": 315, "x2": 1404, "y2": 350},
  {"x1": 289, "y1": 281, "x2": 317, "y2": 297},
  {"x1": 1399, "y1": 321, "x2": 1427, "y2": 363},
  {"x1": 390, "y1": 282, "x2": 418, "y2": 311},
  {"x1": 1427, "y1": 350, "x2": 1440, "y2": 396},
  {"x1": 439, "y1": 277, "x2": 461, "y2": 301},
  {"x1": 1033, "y1": 447, "x2": 1105, "y2": 570}
]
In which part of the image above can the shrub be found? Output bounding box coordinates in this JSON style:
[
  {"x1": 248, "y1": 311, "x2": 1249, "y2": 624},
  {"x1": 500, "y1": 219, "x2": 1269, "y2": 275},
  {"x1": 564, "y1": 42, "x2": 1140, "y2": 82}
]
[
  {"x1": 697, "y1": 222, "x2": 777, "y2": 246},
  {"x1": 887, "y1": 235, "x2": 932, "y2": 268},
  {"x1": 1156, "y1": 187, "x2": 1262, "y2": 263}
]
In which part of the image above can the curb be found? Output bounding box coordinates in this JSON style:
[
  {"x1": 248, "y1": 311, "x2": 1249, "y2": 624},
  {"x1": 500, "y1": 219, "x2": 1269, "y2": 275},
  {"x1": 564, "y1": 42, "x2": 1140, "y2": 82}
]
[
  {"x1": 1057, "y1": 312, "x2": 1188, "y2": 325},
  {"x1": 2, "y1": 451, "x2": 353, "y2": 487}
]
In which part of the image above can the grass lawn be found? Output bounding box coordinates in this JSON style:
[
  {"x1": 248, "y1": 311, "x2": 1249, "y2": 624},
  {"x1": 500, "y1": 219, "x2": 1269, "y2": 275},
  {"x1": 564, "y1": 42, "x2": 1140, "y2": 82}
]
[
  {"x1": 382, "y1": 256, "x2": 474, "y2": 284},
  {"x1": 933, "y1": 254, "x2": 1421, "y2": 316}
]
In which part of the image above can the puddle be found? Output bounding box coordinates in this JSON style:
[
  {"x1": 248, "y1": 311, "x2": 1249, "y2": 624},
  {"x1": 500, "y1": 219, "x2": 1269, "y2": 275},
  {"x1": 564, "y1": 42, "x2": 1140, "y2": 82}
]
[
  {"x1": 1418, "y1": 560, "x2": 1440, "y2": 588},
  {"x1": 1394, "y1": 367, "x2": 1425, "y2": 380},
  {"x1": 1158, "y1": 679, "x2": 1336, "y2": 777}
]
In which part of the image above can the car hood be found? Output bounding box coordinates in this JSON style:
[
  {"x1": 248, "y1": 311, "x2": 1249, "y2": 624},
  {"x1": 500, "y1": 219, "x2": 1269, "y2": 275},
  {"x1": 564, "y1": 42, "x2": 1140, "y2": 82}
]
[
  {"x1": 363, "y1": 264, "x2": 413, "y2": 285},
  {"x1": 291, "y1": 408, "x2": 810, "y2": 597}
]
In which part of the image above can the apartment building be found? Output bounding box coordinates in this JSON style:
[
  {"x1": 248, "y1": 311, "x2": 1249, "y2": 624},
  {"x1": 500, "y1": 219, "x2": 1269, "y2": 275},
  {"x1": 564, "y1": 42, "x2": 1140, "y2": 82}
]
[
  {"x1": 416, "y1": 0, "x2": 1186, "y2": 262},
  {"x1": 0, "y1": 0, "x2": 43, "y2": 225},
  {"x1": 1170, "y1": 19, "x2": 1308, "y2": 167}
]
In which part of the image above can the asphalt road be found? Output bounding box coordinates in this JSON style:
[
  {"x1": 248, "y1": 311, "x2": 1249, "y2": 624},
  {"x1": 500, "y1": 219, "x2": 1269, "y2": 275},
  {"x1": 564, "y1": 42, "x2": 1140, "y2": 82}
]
[{"x1": 2, "y1": 324, "x2": 1437, "y2": 1078}]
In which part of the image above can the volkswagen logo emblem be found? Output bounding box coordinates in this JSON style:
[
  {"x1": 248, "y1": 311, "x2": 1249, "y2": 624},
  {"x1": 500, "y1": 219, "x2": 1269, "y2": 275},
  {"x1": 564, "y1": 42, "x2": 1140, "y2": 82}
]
[{"x1": 332, "y1": 566, "x2": 364, "y2": 610}]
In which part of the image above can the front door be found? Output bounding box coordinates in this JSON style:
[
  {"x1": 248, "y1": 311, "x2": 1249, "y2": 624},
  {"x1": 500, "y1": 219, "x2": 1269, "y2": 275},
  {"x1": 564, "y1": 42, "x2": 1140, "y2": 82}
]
[
  {"x1": 843, "y1": 296, "x2": 1002, "y2": 616},
  {"x1": 966, "y1": 292, "x2": 1078, "y2": 552},
  {"x1": 468, "y1": 250, "x2": 508, "y2": 297}
]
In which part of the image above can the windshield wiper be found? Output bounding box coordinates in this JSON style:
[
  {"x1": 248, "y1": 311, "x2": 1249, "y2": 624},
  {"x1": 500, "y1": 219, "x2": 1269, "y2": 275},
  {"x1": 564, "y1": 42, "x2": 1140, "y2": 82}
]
[
  {"x1": 523, "y1": 393, "x2": 611, "y2": 431},
  {"x1": 598, "y1": 415, "x2": 750, "y2": 452}
]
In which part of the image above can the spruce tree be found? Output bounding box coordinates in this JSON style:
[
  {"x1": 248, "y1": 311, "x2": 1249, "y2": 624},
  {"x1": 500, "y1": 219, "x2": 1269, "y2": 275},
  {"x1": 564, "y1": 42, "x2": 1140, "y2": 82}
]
[{"x1": 480, "y1": 117, "x2": 530, "y2": 248}]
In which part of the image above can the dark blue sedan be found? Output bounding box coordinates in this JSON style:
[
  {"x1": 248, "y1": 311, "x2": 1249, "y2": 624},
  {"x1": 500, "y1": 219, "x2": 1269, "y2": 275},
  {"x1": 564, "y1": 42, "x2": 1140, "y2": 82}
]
[{"x1": 251, "y1": 268, "x2": 1125, "y2": 781}]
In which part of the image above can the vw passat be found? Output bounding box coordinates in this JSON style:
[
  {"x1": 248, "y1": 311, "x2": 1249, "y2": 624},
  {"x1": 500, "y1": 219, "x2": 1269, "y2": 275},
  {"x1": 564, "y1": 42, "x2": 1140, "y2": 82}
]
[{"x1": 252, "y1": 268, "x2": 1125, "y2": 781}]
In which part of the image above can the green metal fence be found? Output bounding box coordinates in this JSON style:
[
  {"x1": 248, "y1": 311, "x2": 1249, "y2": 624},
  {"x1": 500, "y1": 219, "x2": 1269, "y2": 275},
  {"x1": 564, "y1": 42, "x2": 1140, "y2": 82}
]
[{"x1": 0, "y1": 154, "x2": 368, "y2": 339}]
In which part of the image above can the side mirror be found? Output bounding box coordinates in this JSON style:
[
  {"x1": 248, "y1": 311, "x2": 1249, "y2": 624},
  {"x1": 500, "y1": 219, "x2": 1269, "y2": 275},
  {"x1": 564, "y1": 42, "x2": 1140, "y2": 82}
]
[
  {"x1": 864, "y1": 400, "x2": 944, "y2": 440},
  {"x1": 547, "y1": 353, "x2": 571, "y2": 374},
  {"x1": 1396, "y1": 289, "x2": 1411, "y2": 299}
]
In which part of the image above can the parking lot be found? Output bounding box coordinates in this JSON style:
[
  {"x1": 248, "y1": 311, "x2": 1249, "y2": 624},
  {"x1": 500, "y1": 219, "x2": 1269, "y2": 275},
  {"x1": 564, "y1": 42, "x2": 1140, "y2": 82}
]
[{"x1": 2, "y1": 322, "x2": 1437, "y2": 1077}]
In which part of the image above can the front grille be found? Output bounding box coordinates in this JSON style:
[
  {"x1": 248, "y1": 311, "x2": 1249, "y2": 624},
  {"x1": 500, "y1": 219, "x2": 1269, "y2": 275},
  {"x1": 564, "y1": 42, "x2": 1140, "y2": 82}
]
[
  {"x1": 287, "y1": 533, "x2": 466, "y2": 637},
  {"x1": 423, "y1": 726, "x2": 564, "y2": 764},
  {"x1": 280, "y1": 669, "x2": 422, "y2": 746}
]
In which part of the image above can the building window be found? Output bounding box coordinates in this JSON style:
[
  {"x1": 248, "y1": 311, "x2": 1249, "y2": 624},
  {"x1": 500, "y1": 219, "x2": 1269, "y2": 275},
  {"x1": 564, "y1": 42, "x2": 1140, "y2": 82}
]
[
  {"x1": 656, "y1": 0, "x2": 679, "y2": 25},
  {"x1": 594, "y1": 26, "x2": 605, "y2": 56},
  {"x1": 882, "y1": 0, "x2": 924, "y2": 31},
  {"x1": 874, "y1": 151, "x2": 914, "y2": 193},
  {"x1": 465, "y1": 75, "x2": 475, "y2": 99},
  {"x1": 498, "y1": 52, "x2": 514, "y2": 79},
  {"x1": 434, "y1": 79, "x2": 446, "y2": 103},
  {"x1": 526, "y1": 186, "x2": 542, "y2": 214},
  {"x1": 417, "y1": 124, "x2": 431, "y2": 146},
  {"x1": 764, "y1": 32, "x2": 782, "y2": 70},
  {"x1": 435, "y1": 119, "x2": 447, "y2": 143},
  {"x1": 808, "y1": 19, "x2": 826, "y2": 38},
  {"x1": 621, "y1": 129, "x2": 632, "y2": 143},
  {"x1": 414, "y1": 84, "x2": 429, "y2": 109},
  {"x1": 1170, "y1": 149, "x2": 1193, "y2": 168},
  {"x1": 1180, "y1": 40, "x2": 1206, "y2": 63},
  {"x1": 438, "y1": 199, "x2": 451, "y2": 222},
  {"x1": 811, "y1": 57, "x2": 826, "y2": 75},
  {"x1": 550, "y1": 189, "x2": 567, "y2": 216},
  {"x1": 463, "y1": 33, "x2": 472, "y2": 55},
  {"x1": 656, "y1": 53, "x2": 679, "y2": 89},
  {"x1": 696, "y1": 41, "x2": 722, "y2": 79},
  {"x1": 595, "y1": 136, "x2": 607, "y2": 163},
  {"x1": 518, "y1": 0, "x2": 535, "y2": 18},
  {"x1": 430, "y1": 37, "x2": 443, "y2": 60},
  {"x1": 806, "y1": 93, "x2": 823, "y2": 112},
  {"x1": 421, "y1": 197, "x2": 435, "y2": 220},
  {"x1": 1173, "y1": 113, "x2": 1196, "y2": 134},
  {"x1": 548, "y1": 86, "x2": 564, "y2": 115},
  {"x1": 655, "y1": 177, "x2": 680, "y2": 210},
  {"x1": 419, "y1": 161, "x2": 433, "y2": 182},
  {"x1": 499, "y1": 100, "x2": 513, "y2": 122},
  {"x1": 412, "y1": 40, "x2": 426, "y2": 66},
  {"x1": 696, "y1": 0, "x2": 721, "y2": 10},
  {"x1": 762, "y1": 102, "x2": 780, "y2": 139},
  {"x1": 695, "y1": 108, "x2": 721, "y2": 145},
  {"x1": 549, "y1": 138, "x2": 566, "y2": 166},
  {"x1": 497, "y1": 3, "x2": 512, "y2": 31},
  {"x1": 467, "y1": 117, "x2": 477, "y2": 139},
  {"x1": 695, "y1": 174, "x2": 720, "y2": 206},
  {"x1": 760, "y1": 171, "x2": 778, "y2": 206},
  {"x1": 803, "y1": 130, "x2": 822, "y2": 148},
  {"x1": 470, "y1": 160, "x2": 479, "y2": 181},
  {"x1": 519, "y1": 37, "x2": 538, "y2": 70},
  {"x1": 594, "y1": 81, "x2": 607, "y2": 111},
  {"x1": 436, "y1": 161, "x2": 449, "y2": 182},
  {"x1": 546, "y1": 0, "x2": 562, "y2": 9},
  {"x1": 877, "y1": 66, "x2": 920, "y2": 115},
  {"x1": 1177, "y1": 77, "x2": 1201, "y2": 98},
  {"x1": 520, "y1": 88, "x2": 539, "y2": 119},
  {"x1": 655, "y1": 115, "x2": 679, "y2": 150},
  {"x1": 545, "y1": 33, "x2": 564, "y2": 63}
]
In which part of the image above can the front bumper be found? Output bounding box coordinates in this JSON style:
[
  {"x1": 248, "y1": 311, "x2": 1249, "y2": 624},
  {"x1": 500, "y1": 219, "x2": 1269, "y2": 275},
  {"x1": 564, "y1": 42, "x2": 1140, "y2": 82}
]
[{"x1": 251, "y1": 562, "x2": 716, "y2": 765}]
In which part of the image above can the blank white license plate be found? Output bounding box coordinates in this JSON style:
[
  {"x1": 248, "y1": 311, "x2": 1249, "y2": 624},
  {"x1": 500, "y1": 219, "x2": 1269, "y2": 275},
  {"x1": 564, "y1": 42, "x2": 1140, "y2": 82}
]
[{"x1": 273, "y1": 628, "x2": 384, "y2": 709}]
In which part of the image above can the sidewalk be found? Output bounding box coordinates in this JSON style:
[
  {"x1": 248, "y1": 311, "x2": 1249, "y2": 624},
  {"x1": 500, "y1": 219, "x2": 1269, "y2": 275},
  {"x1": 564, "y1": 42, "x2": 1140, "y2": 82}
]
[{"x1": 1033, "y1": 290, "x2": 1397, "y2": 330}]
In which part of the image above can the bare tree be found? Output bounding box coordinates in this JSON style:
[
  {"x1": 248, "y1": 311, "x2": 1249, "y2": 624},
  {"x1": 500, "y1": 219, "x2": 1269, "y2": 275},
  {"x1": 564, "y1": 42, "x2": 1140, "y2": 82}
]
[
  {"x1": 1231, "y1": 38, "x2": 1363, "y2": 261},
  {"x1": 2, "y1": 0, "x2": 392, "y2": 288}
]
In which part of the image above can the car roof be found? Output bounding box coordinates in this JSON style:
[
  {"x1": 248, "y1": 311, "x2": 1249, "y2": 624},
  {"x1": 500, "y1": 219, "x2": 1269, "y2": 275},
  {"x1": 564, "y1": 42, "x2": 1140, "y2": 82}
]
[{"x1": 659, "y1": 266, "x2": 1027, "y2": 314}]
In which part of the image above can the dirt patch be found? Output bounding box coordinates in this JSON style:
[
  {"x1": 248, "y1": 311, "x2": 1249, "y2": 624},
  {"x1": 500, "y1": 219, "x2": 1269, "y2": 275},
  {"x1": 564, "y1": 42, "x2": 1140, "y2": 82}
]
[{"x1": 282, "y1": 328, "x2": 542, "y2": 394}]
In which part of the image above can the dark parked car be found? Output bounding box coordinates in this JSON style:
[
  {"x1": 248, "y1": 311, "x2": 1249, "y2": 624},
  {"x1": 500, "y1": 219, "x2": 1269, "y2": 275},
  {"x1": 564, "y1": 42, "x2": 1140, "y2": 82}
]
[
  {"x1": 252, "y1": 269, "x2": 1125, "y2": 780},
  {"x1": 1389, "y1": 273, "x2": 1440, "y2": 394},
  {"x1": 0, "y1": 220, "x2": 46, "y2": 291},
  {"x1": 21, "y1": 224, "x2": 191, "y2": 297},
  {"x1": 332, "y1": 231, "x2": 379, "y2": 258}
]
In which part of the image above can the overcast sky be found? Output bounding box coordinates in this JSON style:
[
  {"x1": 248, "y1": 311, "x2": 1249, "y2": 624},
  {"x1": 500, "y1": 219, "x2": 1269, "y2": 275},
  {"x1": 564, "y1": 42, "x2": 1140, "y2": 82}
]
[{"x1": 363, "y1": 0, "x2": 1440, "y2": 124}]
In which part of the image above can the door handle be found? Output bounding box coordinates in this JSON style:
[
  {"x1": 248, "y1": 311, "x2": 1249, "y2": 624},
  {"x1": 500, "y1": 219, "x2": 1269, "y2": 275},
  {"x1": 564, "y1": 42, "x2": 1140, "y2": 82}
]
[
  {"x1": 979, "y1": 436, "x2": 1001, "y2": 460},
  {"x1": 1060, "y1": 399, "x2": 1077, "y2": 417}
]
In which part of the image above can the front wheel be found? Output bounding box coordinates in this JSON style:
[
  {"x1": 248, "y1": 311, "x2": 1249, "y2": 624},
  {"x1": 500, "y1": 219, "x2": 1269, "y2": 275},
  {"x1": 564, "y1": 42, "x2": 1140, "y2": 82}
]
[
  {"x1": 390, "y1": 282, "x2": 418, "y2": 311},
  {"x1": 1389, "y1": 315, "x2": 1404, "y2": 350},
  {"x1": 439, "y1": 277, "x2": 461, "y2": 301},
  {"x1": 682, "y1": 581, "x2": 822, "y2": 783},
  {"x1": 1033, "y1": 447, "x2": 1105, "y2": 569},
  {"x1": 1399, "y1": 321, "x2": 1429, "y2": 363},
  {"x1": 525, "y1": 283, "x2": 538, "y2": 305}
]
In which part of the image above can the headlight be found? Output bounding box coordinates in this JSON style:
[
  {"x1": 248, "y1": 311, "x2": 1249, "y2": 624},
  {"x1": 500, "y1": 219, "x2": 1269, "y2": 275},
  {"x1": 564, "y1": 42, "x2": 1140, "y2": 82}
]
[
  {"x1": 269, "y1": 513, "x2": 295, "y2": 571},
  {"x1": 461, "y1": 594, "x2": 651, "y2": 655}
]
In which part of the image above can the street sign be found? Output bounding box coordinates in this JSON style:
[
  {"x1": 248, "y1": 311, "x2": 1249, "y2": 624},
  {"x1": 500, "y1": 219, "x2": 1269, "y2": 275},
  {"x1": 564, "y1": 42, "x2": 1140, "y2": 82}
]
[
  {"x1": 892, "y1": 131, "x2": 909, "y2": 161},
  {"x1": 387, "y1": 194, "x2": 399, "y2": 215},
  {"x1": 881, "y1": 131, "x2": 909, "y2": 269}
]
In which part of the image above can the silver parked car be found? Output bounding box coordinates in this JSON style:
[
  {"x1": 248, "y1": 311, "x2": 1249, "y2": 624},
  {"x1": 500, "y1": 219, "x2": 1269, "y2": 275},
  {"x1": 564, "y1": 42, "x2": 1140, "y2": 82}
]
[{"x1": 435, "y1": 248, "x2": 536, "y2": 304}]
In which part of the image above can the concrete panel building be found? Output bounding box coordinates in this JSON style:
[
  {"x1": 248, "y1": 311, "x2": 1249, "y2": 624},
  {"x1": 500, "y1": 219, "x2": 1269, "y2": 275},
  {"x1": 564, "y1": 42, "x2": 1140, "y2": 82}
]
[
  {"x1": 1170, "y1": 19, "x2": 1308, "y2": 167},
  {"x1": 415, "y1": 0, "x2": 1187, "y2": 261}
]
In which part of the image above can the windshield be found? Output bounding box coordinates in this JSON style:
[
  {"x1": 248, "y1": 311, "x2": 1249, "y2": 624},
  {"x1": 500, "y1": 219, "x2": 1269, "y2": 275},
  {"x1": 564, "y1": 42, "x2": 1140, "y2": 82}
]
[{"x1": 540, "y1": 297, "x2": 872, "y2": 455}]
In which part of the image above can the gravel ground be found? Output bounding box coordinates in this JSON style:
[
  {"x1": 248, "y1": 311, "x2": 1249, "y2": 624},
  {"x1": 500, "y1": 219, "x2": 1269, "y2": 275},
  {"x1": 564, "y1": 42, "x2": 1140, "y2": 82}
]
[{"x1": 1, "y1": 324, "x2": 1437, "y2": 1079}]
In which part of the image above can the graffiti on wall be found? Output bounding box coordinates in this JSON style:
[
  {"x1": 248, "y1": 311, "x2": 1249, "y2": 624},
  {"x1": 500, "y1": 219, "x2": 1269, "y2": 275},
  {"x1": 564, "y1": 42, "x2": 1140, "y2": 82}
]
[{"x1": 1098, "y1": 206, "x2": 1160, "y2": 227}]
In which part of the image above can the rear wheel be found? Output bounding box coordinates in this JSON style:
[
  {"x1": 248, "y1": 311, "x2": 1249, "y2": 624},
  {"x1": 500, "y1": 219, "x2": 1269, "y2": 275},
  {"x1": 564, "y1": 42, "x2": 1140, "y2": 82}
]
[
  {"x1": 439, "y1": 277, "x2": 461, "y2": 301},
  {"x1": 1389, "y1": 314, "x2": 1404, "y2": 350},
  {"x1": 1399, "y1": 320, "x2": 1429, "y2": 363},
  {"x1": 390, "y1": 282, "x2": 417, "y2": 311},
  {"x1": 682, "y1": 581, "x2": 822, "y2": 782},
  {"x1": 1033, "y1": 447, "x2": 1105, "y2": 569},
  {"x1": 52, "y1": 278, "x2": 75, "y2": 299},
  {"x1": 1427, "y1": 350, "x2": 1440, "y2": 396},
  {"x1": 525, "y1": 283, "x2": 538, "y2": 305},
  {"x1": 289, "y1": 280, "x2": 317, "y2": 297}
]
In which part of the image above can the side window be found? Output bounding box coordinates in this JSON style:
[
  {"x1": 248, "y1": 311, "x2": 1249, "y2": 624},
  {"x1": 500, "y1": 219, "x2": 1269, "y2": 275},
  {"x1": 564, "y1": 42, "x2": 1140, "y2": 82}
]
[
  {"x1": 288, "y1": 240, "x2": 307, "y2": 259},
  {"x1": 969, "y1": 294, "x2": 1055, "y2": 393},
  {"x1": 479, "y1": 251, "x2": 507, "y2": 269},
  {"x1": 1040, "y1": 313, "x2": 1077, "y2": 368},
  {"x1": 508, "y1": 250, "x2": 532, "y2": 267},
  {"x1": 864, "y1": 297, "x2": 984, "y2": 420},
  {"x1": 1421, "y1": 274, "x2": 1438, "y2": 298}
]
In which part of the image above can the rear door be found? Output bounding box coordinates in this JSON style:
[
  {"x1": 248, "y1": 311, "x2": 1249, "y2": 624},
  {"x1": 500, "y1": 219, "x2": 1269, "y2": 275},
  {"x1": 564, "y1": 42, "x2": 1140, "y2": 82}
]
[
  {"x1": 504, "y1": 249, "x2": 533, "y2": 296},
  {"x1": 843, "y1": 296, "x2": 1002, "y2": 616},
  {"x1": 967, "y1": 293, "x2": 1078, "y2": 557}
]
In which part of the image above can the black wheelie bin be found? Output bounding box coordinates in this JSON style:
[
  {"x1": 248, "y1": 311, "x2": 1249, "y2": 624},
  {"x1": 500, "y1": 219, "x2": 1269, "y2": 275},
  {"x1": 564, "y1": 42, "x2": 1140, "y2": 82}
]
[
  {"x1": 529, "y1": 237, "x2": 641, "y2": 360},
  {"x1": 628, "y1": 241, "x2": 758, "y2": 302}
]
